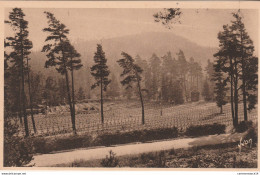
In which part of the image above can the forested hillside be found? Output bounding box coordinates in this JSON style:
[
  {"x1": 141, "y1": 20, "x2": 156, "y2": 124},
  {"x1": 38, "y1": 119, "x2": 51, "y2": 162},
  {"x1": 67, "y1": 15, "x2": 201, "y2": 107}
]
[{"x1": 29, "y1": 31, "x2": 217, "y2": 99}]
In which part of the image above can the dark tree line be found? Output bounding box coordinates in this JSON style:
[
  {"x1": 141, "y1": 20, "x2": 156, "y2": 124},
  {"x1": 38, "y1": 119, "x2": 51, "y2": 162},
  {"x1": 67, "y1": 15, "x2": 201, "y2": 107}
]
[{"x1": 130, "y1": 51, "x2": 204, "y2": 104}]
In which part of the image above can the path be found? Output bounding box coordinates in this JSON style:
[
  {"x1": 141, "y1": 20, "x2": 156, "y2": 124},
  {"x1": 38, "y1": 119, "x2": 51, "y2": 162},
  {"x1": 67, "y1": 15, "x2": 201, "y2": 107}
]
[{"x1": 28, "y1": 132, "x2": 245, "y2": 167}]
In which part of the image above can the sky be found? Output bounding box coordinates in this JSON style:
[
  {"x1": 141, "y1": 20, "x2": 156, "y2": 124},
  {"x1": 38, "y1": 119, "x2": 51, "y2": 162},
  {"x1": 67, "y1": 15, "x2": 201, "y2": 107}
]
[{"x1": 4, "y1": 8, "x2": 258, "y2": 52}]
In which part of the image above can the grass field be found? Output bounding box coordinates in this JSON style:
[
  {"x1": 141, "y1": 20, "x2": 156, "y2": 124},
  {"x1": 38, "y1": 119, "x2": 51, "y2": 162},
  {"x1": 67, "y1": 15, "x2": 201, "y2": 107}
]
[{"x1": 18, "y1": 100, "x2": 257, "y2": 137}]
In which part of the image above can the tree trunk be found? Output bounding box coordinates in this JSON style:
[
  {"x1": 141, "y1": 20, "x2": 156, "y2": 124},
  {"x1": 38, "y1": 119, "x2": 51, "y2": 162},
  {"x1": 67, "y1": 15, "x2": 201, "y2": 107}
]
[
  {"x1": 220, "y1": 105, "x2": 223, "y2": 114},
  {"x1": 137, "y1": 78, "x2": 145, "y2": 125},
  {"x1": 20, "y1": 30, "x2": 29, "y2": 137},
  {"x1": 100, "y1": 77, "x2": 104, "y2": 124},
  {"x1": 233, "y1": 58, "x2": 239, "y2": 127},
  {"x1": 183, "y1": 74, "x2": 187, "y2": 102},
  {"x1": 229, "y1": 57, "x2": 235, "y2": 126},
  {"x1": 18, "y1": 79, "x2": 23, "y2": 125},
  {"x1": 241, "y1": 71, "x2": 247, "y2": 121},
  {"x1": 70, "y1": 60, "x2": 77, "y2": 132},
  {"x1": 197, "y1": 75, "x2": 199, "y2": 91},
  {"x1": 190, "y1": 75, "x2": 193, "y2": 89},
  {"x1": 234, "y1": 78, "x2": 239, "y2": 127},
  {"x1": 26, "y1": 58, "x2": 37, "y2": 134},
  {"x1": 60, "y1": 37, "x2": 76, "y2": 135},
  {"x1": 242, "y1": 61, "x2": 248, "y2": 121},
  {"x1": 65, "y1": 70, "x2": 76, "y2": 134},
  {"x1": 240, "y1": 33, "x2": 248, "y2": 121}
]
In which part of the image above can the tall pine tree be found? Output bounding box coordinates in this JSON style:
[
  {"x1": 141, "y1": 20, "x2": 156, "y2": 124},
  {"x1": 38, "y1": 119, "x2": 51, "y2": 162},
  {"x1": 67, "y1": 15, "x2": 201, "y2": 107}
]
[
  {"x1": 5, "y1": 8, "x2": 33, "y2": 137},
  {"x1": 66, "y1": 41, "x2": 83, "y2": 124},
  {"x1": 42, "y1": 11, "x2": 81, "y2": 134},
  {"x1": 214, "y1": 24, "x2": 239, "y2": 126},
  {"x1": 212, "y1": 58, "x2": 228, "y2": 113},
  {"x1": 90, "y1": 44, "x2": 111, "y2": 124},
  {"x1": 230, "y1": 11, "x2": 258, "y2": 121},
  {"x1": 117, "y1": 52, "x2": 145, "y2": 124}
]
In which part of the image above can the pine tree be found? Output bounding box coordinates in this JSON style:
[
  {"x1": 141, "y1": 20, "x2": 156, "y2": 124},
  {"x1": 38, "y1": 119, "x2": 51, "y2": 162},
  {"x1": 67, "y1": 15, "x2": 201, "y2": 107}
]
[
  {"x1": 212, "y1": 59, "x2": 228, "y2": 113},
  {"x1": 42, "y1": 11, "x2": 80, "y2": 134},
  {"x1": 214, "y1": 11, "x2": 258, "y2": 126},
  {"x1": 117, "y1": 52, "x2": 145, "y2": 124},
  {"x1": 25, "y1": 56, "x2": 37, "y2": 133},
  {"x1": 230, "y1": 11, "x2": 258, "y2": 121},
  {"x1": 177, "y1": 50, "x2": 189, "y2": 102},
  {"x1": 214, "y1": 24, "x2": 239, "y2": 126},
  {"x1": 106, "y1": 73, "x2": 120, "y2": 99},
  {"x1": 172, "y1": 79, "x2": 184, "y2": 104},
  {"x1": 90, "y1": 44, "x2": 111, "y2": 124},
  {"x1": 188, "y1": 57, "x2": 196, "y2": 93},
  {"x1": 29, "y1": 71, "x2": 44, "y2": 106},
  {"x1": 57, "y1": 77, "x2": 68, "y2": 104},
  {"x1": 244, "y1": 56, "x2": 258, "y2": 111},
  {"x1": 205, "y1": 59, "x2": 215, "y2": 100},
  {"x1": 77, "y1": 87, "x2": 86, "y2": 101},
  {"x1": 5, "y1": 8, "x2": 33, "y2": 137},
  {"x1": 66, "y1": 41, "x2": 83, "y2": 124},
  {"x1": 149, "y1": 53, "x2": 161, "y2": 100},
  {"x1": 202, "y1": 79, "x2": 211, "y2": 101},
  {"x1": 143, "y1": 60, "x2": 152, "y2": 100},
  {"x1": 194, "y1": 62, "x2": 203, "y2": 91},
  {"x1": 43, "y1": 76, "x2": 58, "y2": 106},
  {"x1": 161, "y1": 52, "x2": 176, "y2": 102},
  {"x1": 154, "y1": 8, "x2": 182, "y2": 29}
]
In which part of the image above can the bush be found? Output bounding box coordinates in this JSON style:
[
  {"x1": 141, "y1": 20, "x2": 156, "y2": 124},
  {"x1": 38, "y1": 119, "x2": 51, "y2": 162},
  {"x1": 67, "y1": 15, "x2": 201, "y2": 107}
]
[
  {"x1": 101, "y1": 150, "x2": 119, "y2": 167},
  {"x1": 185, "y1": 123, "x2": 226, "y2": 137},
  {"x1": 95, "y1": 127, "x2": 178, "y2": 146},
  {"x1": 235, "y1": 121, "x2": 253, "y2": 133},
  {"x1": 168, "y1": 148, "x2": 175, "y2": 155},
  {"x1": 31, "y1": 127, "x2": 178, "y2": 154},
  {"x1": 243, "y1": 124, "x2": 257, "y2": 147},
  {"x1": 139, "y1": 151, "x2": 167, "y2": 167},
  {"x1": 52, "y1": 135, "x2": 92, "y2": 151},
  {"x1": 154, "y1": 151, "x2": 167, "y2": 168},
  {"x1": 32, "y1": 137, "x2": 49, "y2": 154},
  {"x1": 32, "y1": 134, "x2": 92, "y2": 154},
  {"x1": 140, "y1": 152, "x2": 155, "y2": 164},
  {"x1": 4, "y1": 116, "x2": 33, "y2": 167}
]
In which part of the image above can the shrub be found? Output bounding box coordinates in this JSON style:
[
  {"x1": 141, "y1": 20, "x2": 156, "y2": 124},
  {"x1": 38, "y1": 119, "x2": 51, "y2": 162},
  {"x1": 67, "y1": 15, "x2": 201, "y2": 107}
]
[
  {"x1": 32, "y1": 137, "x2": 49, "y2": 154},
  {"x1": 235, "y1": 121, "x2": 253, "y2": 133},
  {"x1": 142, "y1": 151, "x2": 167, "y2": 168},
  {"x1": 140, "y1": 152, "x2": 155, "y2": 164},
  {"x1": 185, "y1": 123, "x2": 226, "y2": 137},
  {"x1": 168, "y1": 148, "x2": 175, "y2": 155},
  {"x1": 32, "y1": 134, "x2": 92, "y2": 154},
  {"x1": 52, "y1": 135, "x2": 92, "y2": 151},
  {"x1": 243, "y1": 124, "x2": 257, "y2": 147},
  {"x1": 4, "y1": 116, "x2": 33, "y2": 167},
  {"x1": 101, "y1": 150, "x2": 119, "y2": 167},
  {"x1": 155, "y1": 151, "x2": 167, "y2": 168},
  {"x1": 95, "y1": 127, "x2": 178, "y2": 146},
  {"x1": 232, "y1": 156, "x2": 255, "y2": 168}
]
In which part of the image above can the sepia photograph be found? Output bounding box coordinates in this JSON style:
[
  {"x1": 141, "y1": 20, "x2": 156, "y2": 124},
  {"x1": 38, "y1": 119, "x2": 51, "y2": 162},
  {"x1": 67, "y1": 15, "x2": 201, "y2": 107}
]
[{"x1": 3, "y1": 4, "x2": 258, "y2": 169}]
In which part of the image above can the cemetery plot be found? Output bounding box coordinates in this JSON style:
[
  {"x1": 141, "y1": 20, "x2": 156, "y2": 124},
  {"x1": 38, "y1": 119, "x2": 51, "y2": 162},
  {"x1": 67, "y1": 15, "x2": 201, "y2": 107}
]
[{"x1": 19, "y1": 101, "x2": 257, "y2": 137}]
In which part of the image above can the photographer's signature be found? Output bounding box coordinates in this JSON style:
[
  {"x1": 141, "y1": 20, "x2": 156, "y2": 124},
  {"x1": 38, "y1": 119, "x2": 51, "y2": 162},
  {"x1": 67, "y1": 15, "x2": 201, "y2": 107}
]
[{"x1": 238, "y1": 137, "x2": 252, "y2": 153}]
